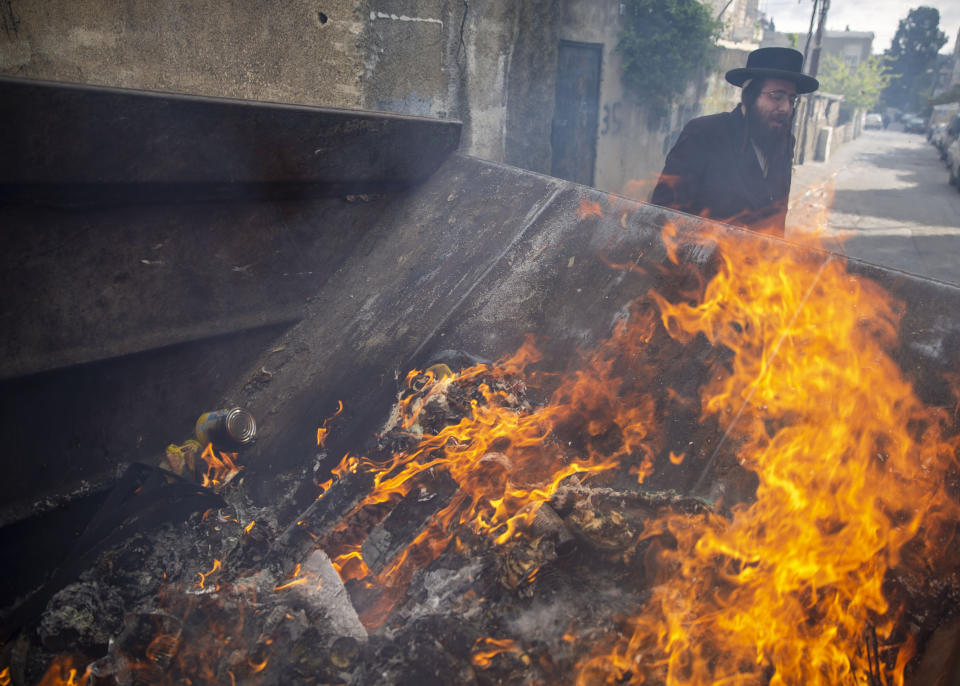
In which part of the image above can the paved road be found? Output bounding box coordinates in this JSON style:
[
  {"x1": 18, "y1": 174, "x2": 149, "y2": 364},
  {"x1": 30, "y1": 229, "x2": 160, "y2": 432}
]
[{"x1": 787, "y1": 129, "x2": 960, "y2": 286}]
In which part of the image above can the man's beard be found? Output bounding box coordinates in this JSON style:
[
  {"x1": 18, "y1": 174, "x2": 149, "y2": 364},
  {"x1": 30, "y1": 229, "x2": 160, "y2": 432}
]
[{"x1": 747, "y1": 103, "x2": 792, "y2": 152}]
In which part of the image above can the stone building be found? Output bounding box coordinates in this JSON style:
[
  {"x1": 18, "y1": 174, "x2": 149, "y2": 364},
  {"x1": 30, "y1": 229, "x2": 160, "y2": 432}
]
[
  {"x1": 820, "y1": 29, "x2": 874, "y2": 67},
  {"x1": 761, "y1": 28, "x2": 874, "y2": 69},
  {"x1": 703, "y1": 0, "x2": 760, "y2": 45}
]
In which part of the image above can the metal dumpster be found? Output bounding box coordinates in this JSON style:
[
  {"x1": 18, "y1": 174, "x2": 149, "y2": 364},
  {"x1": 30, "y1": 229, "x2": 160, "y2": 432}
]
[{"x1": 1, "y1": 77, "x2": 959, "y2": 686}]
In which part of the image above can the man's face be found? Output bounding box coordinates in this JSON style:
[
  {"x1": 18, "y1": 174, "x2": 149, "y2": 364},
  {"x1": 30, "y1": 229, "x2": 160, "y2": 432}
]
[{"x1": 747, "y1": 78, "x2": 798, "y2": 141}]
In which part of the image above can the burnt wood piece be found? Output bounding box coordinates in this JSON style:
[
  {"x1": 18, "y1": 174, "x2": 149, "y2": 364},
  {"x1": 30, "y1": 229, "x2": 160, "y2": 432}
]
[
  {"x1": 529, "y1": 503, "x2": 576, "y2": 556},
  {"x1": 266, "y1": 470, "x2": 376, "y2": 577},
  {"x1": 361, "y1": 470, "x2": 460, "y2": 575}
]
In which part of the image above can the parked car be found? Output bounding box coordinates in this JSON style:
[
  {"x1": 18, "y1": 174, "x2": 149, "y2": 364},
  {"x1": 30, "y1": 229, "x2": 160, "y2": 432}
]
[
  {"x1": 864, "y1": 113, "x2": 883, "y2": 129},
  {"x1": 930, "y1": 102, "x2": 960, "y2": 134},
  {"x1": 903, "y1": 115, "x2": 926, "y2": 134},
  {"x1": 931, "y1": 123, "x2": 949, "y2": 155},
  {"x1": 935, "y1": 114, "x2": 960, "y2": 160},
  {"x1": 947, "y1": 138, "x2": 960, "y2": 190}
]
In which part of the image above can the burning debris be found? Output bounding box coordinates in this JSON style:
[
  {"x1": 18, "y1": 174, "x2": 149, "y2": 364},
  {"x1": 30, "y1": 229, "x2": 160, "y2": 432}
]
[{"x1": 2, "y1": 224, "x2": 960, "y2": 686}]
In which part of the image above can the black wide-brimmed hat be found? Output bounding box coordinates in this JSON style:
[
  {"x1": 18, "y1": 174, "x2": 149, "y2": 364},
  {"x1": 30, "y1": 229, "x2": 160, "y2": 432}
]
[{"x1": 725, "y1": 47, "x2": 819, "y2": 94}]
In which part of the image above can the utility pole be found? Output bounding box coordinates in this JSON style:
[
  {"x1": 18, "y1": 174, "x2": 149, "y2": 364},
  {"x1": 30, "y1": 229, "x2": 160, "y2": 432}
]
[
  {"x1": 801, "y1": 0, "x2": 819, "y2": 71},
  {"x1": 796, "y1": 0, "x2": 830, "y2": 165},
  {"x1": 808, "y1": 0, "x2": 830, "y2": 78}
]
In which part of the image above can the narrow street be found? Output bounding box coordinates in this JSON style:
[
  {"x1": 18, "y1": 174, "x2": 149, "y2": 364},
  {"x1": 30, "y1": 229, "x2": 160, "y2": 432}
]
[{"x1": 787, "y1": 128, "x2": 960, "y2": 286}]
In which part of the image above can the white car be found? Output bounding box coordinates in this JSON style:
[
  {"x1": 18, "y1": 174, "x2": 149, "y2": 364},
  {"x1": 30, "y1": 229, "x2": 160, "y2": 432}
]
[{"x1": 864, "y1": 113, "x2": 883, "y2": 129}]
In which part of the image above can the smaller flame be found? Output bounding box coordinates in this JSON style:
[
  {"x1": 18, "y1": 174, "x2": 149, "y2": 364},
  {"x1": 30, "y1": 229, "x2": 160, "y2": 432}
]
[
  {"x1": 575, "y1": 198, "x2": 604, "y2": 220},
  {"x1": 471, "y1": 637, "x2": 526, "y2": 669},
  {"x1": 332, "y1": 548, "x2": 372, "y2": 582},
  {"x1": 621, "y1": 177, "x2": 656, "y2": 200},
  {"x1": 273, "y1": 561, "x2": 324, "y2": 592},
  {"x1": 317, "y1": 454, "x2": 361, "y2": 496},
  {"x1": 0, "y1": 667, "x2": 10, "y2": 686},
  {"x1": 145, "y1": 633, "x2": 179, "y2": 664},
  {"x1": 199, "y1": 443, "x2": 243, "y2": 489},
  {"x1": 244, "y1": 520, "x2": 256, "y2": 534},
  {"x1": 274, "y1": 577, "x2": 310, "y2": 591},
  {"x1": 35, "y1": 656, "x2": 90, "y2": 686},
  {"x1": 317, "y1": 400, "x2": 345, "y2": 447},
  {"x1": 196, "y1": 559, "x2": 222, "y2": 589},
  {"x1": 247, "y1": 657, "x2": 269, "y2": 674}
]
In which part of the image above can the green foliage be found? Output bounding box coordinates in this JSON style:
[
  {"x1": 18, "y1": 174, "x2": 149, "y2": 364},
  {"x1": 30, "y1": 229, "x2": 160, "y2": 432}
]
[
  {"x1": 785, "y1": 33, "x2": 799, "y2": 49},
  {"x1": 882, "y1": 6, "x2": 948, "y2": 111},
  {"x1": 617, "y1": 0, "x2": 721, "y2": 116},
  {"x1": 818, "y1": 55, "x2": 892, "y2": 111}
]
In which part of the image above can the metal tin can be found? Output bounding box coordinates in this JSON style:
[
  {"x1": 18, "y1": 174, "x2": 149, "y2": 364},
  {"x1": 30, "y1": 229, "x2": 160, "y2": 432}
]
[{"x1": 195, "y1": 408, "x2": 257, "y2": 449}]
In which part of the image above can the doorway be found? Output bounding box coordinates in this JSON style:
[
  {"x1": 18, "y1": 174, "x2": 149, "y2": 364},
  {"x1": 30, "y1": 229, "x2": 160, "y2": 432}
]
[{"x1": 550, "y1": 41, "x2": 603, "y2": 186}]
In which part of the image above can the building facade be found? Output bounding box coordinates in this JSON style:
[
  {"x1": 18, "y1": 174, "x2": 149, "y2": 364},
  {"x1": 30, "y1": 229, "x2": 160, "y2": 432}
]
[
  {"x1": 821, "y1": 30, "x2": 874, "y2": 67},
  {"x1": 760, "y1": 28, "x2": 874, "y2": 70}
]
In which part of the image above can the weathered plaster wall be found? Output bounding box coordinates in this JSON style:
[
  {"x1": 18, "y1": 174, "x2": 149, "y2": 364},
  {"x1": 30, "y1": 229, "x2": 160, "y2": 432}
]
[
  {"x1": 432, "y1": 0, "x2": 561, "y2": 173},
  {"x1": 454, "y1": 1, "x2": 522, "y2": 161},
  {"x1": 357, "y1": 0, "x2": 561, "y2": 174},
  {"x1": 0, "y1": 0, "x2": 366, "y2": 107},
  {"x1": 796, "y1": 93, "x2": 845, "y2": 164},
  {"x1": 361, "y1": 1, "x2": 450, "y2": 116},
  {"x1": 501, "y1": 0, "x2": 562, "y2": 174}
]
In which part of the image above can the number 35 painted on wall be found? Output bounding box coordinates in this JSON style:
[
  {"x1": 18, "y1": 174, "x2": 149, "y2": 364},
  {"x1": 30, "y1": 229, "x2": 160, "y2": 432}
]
[{"x1": 601, "y1": 102, "x2": 622, "y2": 135}]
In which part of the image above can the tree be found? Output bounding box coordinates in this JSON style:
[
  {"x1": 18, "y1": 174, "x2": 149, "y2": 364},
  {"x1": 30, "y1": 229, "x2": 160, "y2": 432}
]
[
  {"x1": 617, "y1": 0, "x2": 721, "y2": 118},
  {"x1": 819, "y1": 55, "x2": 892, "y2": 112},
  {"x1": 882, "y1": 6, "x2": 947, "y2": 112}
]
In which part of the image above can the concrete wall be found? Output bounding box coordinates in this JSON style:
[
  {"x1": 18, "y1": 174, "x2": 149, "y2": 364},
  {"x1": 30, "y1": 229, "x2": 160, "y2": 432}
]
[
  {"x1": 361, "y1": 0, "x2": 451, "y2": 117},
  {"x1": 453, "y1": 0, "x2": 562, "y2": 172},
  {"x1": 796, "y1": 92, "x2": 842, "y2": 164},
  {"x1": 827, "y1": 110, "x2": 863, "y2": 157},
  {"x1": 0, "y1": 0, "x2": 366, "y2": 107},
  {"x1": 0, "y1": 0, "x2": 561, "y2": 177}
]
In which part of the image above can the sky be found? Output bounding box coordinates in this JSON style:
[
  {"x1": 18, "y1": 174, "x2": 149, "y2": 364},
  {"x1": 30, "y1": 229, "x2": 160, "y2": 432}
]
[{"x1": 758, "y1": 0, "x2": 960, "y2": 55}]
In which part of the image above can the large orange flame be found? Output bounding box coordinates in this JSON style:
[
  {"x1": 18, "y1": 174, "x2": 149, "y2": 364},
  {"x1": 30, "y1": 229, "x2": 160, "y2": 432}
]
[{"x1": 574, "y1": 224, "x2": 960, "y2": 684}]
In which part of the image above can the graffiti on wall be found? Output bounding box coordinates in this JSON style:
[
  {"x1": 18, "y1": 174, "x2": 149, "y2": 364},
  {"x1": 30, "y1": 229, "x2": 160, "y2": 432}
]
[{"x1": 600, "y1": 102, "x2": 622, "y2": 136}]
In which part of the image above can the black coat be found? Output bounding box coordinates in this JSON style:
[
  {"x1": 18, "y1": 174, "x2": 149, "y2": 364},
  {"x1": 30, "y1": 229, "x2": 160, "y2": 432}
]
[{"x1": 650, "y1": 107, "x2": 793, "y2": 235}]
